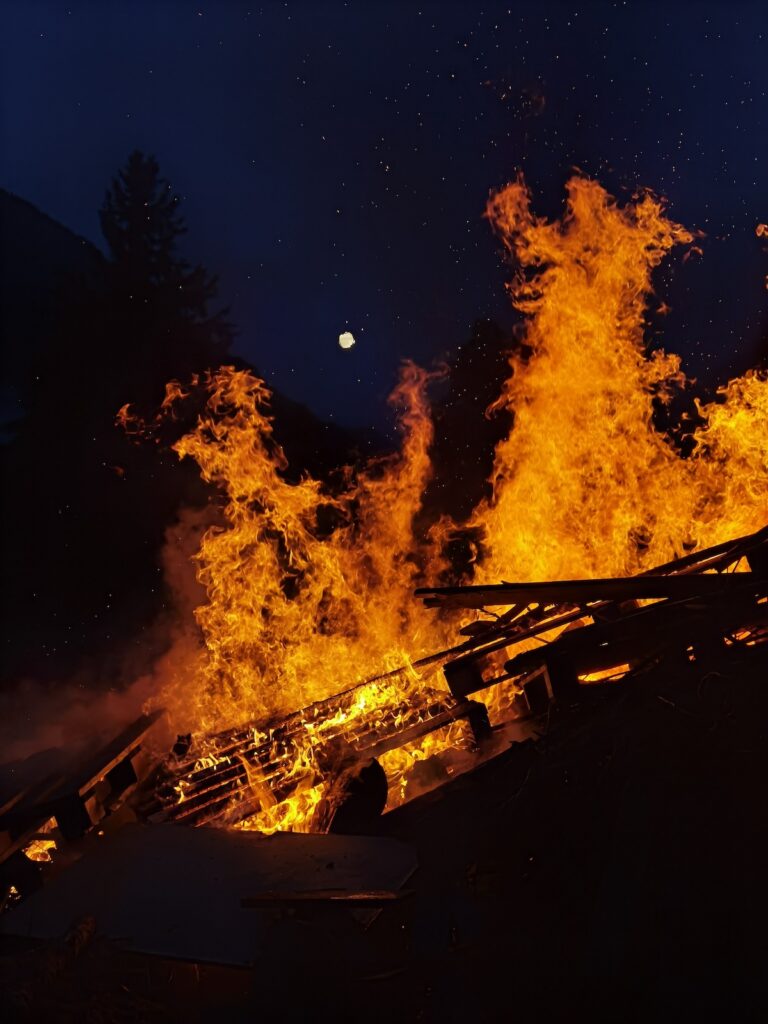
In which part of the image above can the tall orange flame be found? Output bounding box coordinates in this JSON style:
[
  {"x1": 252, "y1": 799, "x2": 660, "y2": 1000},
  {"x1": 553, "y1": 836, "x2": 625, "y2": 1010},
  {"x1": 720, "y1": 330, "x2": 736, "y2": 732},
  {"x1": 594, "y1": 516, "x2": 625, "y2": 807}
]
[
  {"x1": 158, "y1": 360, "x2": 450, "y2": 735},
  {"x1": 473, "y1": 175, "x2": 766, "y2": 581}
]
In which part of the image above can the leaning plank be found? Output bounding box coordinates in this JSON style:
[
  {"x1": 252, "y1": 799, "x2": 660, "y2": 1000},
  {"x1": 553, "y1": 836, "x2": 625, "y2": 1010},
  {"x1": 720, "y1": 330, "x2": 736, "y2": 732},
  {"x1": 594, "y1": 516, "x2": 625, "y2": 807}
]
[
  {"x1": 417, "y1": 524, "x2": 768, "y2": 611},
  {"x1": 4, "y1": 710, "x2": 166, "y2": 845},
  {"x1": 416, "y1": 571, "x2": 754, "y2": 610},
  {"x1": 240, "y1": 889, "x2": 411, "y2": 907}
]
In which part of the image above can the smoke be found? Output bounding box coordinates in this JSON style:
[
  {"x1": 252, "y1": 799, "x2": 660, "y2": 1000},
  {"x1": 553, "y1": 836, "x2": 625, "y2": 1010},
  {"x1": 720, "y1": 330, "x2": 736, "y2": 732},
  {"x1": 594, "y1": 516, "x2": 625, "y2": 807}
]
[
  {"x1": 0, "y1": 505, "x2": 215, "y2": 765},
  {"x1": 0, "y1": 673, "x2": 159, "y2": 765}
]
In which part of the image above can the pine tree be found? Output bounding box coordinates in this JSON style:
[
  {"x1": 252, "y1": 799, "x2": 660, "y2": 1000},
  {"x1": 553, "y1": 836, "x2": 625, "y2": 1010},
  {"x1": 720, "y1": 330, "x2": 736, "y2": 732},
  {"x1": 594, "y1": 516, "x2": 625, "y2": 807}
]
[{"x1": 99, "y1": 150, "x2": 232, "y2": 351}]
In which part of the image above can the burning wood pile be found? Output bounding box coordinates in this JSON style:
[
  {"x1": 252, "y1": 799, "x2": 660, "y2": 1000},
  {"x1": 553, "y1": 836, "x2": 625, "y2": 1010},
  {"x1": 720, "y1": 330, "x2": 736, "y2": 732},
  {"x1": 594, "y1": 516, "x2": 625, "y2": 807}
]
[
  {"x1": 4, "y1": 524, "x2": 763, "y2": 914},
  {"x1": 146, "y1": 523, "x2": 767, "y2": 833},
  {"x1": 2, "y1": 170, "x2": 767, "y2": 913}
]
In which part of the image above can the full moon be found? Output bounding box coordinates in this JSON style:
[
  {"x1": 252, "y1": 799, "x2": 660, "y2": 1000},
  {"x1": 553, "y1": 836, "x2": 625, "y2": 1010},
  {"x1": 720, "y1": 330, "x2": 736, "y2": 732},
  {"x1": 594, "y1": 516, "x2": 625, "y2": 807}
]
[{"x1": 338, "y1": 330, "x2": 356, "y2": 350}]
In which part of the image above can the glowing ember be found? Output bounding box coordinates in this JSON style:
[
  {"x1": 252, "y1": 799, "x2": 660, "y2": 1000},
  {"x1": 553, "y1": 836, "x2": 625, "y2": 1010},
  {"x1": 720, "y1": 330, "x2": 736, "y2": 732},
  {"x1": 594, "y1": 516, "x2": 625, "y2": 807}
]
[
  {"x1": 23, "y1": 838, "x2": 57, "y2": 863},
  {"x1": 22, "y1": 820, "x2": 58, "y2": 862}
]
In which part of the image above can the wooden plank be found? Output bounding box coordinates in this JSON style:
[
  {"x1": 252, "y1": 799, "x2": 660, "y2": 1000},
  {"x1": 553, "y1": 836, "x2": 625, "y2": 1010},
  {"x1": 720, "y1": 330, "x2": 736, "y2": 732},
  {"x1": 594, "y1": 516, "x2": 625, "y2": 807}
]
[
  {"x1": 638, "y1": 525, "x2": 767, "y2": 577},
  {"x1": 64, "y1": 709, "x2": 166, "y2": 798},
  {"x1": 1, "y1": 711, "x2": 166, "y2": 849},
  {"x1": 416, "y1": 571, "x2": 755, "y2": 610},
  {"x1": 240, "y1": 888, "x2": 411, "y2": 907},
  {"x1": 3, "y1": 825, "x2": 418, "y2": 966},
  {"x1": 355, "y1": 699, "x2": 486, "y2": 760}
]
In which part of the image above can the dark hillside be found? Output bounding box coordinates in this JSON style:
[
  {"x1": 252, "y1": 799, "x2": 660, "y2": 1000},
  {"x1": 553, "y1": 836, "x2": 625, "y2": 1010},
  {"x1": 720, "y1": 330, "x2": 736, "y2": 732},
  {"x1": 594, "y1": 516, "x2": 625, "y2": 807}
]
[{"x1": 0, "y1": 189, "x2": 104, "y2": 433}]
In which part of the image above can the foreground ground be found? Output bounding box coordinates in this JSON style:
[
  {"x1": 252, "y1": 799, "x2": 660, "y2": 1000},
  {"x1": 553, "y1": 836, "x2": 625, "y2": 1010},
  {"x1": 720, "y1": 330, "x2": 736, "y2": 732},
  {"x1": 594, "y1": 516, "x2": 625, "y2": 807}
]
[{"x1": 2, "y1": 641, "x2": 766, "y2": 1022}]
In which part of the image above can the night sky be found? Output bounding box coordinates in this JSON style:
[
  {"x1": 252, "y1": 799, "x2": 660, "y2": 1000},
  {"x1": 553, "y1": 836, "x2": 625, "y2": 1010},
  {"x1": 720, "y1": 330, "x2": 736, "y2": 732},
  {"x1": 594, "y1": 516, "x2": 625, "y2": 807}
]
[{"x1": 2, "y1": 0, "x2": 766, "y2": 428}]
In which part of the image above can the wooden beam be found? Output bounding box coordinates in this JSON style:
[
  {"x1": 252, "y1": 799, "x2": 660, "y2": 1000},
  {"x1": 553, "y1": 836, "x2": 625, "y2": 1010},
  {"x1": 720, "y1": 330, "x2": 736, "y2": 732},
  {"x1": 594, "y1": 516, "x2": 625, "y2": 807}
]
[
  {"x1": 416, "y1": 572, "x2": 756, "y2": 610},
  {"x1": 240, "y1": 888, "x2": 412, "y2": 907}
]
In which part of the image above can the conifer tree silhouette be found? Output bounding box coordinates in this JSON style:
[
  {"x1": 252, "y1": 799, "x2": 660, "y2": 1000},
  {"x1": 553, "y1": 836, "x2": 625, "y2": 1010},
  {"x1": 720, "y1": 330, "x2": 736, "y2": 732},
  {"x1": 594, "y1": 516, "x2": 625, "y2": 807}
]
[{"x1": 99, "y1": 150, "x2": 232, "y2": 377}]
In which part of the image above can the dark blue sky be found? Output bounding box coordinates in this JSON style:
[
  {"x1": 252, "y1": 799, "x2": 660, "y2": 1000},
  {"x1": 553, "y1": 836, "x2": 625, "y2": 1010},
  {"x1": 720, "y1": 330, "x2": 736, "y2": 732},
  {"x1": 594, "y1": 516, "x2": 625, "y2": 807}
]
[{"x1": 2, "y1": 0, "x2": 766, "y2": 427}]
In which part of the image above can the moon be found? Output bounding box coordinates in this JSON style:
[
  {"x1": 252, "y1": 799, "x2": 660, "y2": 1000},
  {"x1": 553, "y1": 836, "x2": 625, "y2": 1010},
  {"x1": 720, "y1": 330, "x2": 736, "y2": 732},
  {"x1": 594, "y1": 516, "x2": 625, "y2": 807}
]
[{"x1": 338, "y1": 330, "x2": 356, "y2": 350}]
